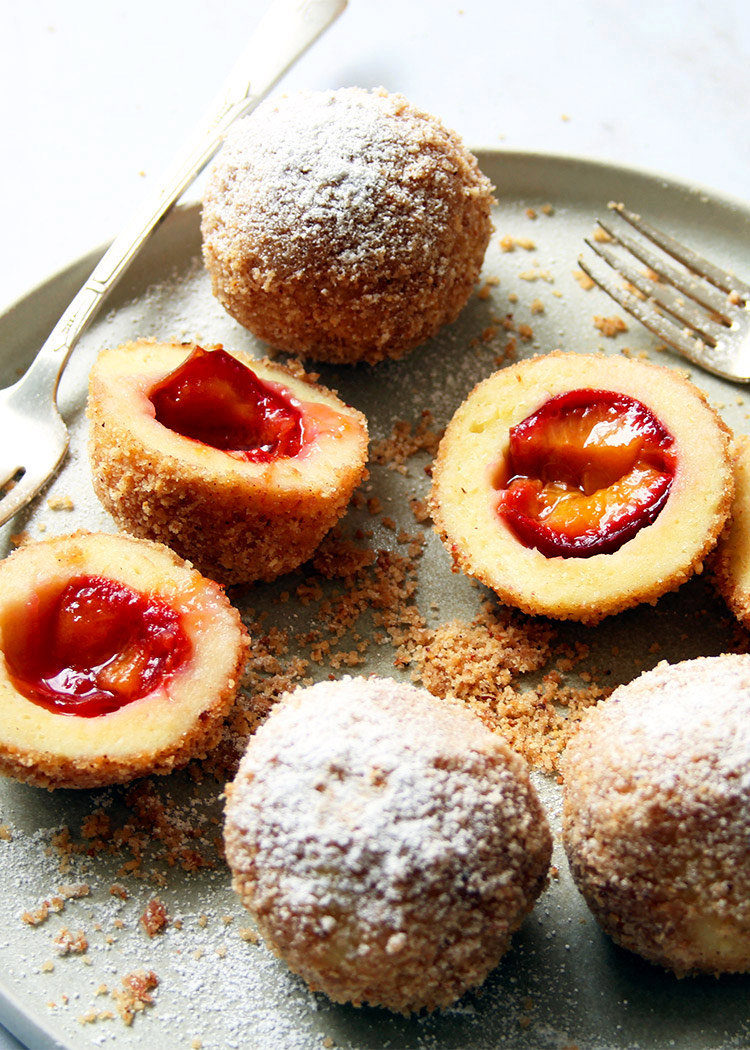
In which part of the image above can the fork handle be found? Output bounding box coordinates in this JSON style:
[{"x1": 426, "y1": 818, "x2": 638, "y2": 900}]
[{"x1": 22, "y1": 0, "x2": 346, "y2": 398}]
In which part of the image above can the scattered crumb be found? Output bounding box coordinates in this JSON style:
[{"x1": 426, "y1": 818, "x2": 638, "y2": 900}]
[
  {"x1": 519, "y1": 269, "x2": 554, "y2": 283},
  {"x1": 112, "y1": 970, "x2": 159, "y2": 1026},
  {"x1": 53, "y1": 928, "x2": 89, "y2": 955},
  {"x1": 500, "y1": 235, "x2": 536, "y2": 252},
  {"x1": 594, "y1": 315, "x2": 628, "y2": 337},
  {"x1": 140, "y1": 898, "x2": 169, "y2": 937},
  {"x1": 592, "y1": 227, "x2": 613, "y2": 243},
  {"x1": 477, "y1": 275, "x2": 500, "y2": 299},
  {"x1": 46, "y1": 495, "x2": 74, "y2": 511},
  {"x1": 370, "y1": 412, "x2": 442, "y2": 467}
]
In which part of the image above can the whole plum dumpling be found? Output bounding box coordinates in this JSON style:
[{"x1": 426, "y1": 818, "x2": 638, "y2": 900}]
[
  {"x1": 223, "y1": 676, "x2": 552, "y2": 1013},
  {"x1": 201, "y1": 87, "x2": 495, "y2": 364},
  {"x1": 562, "y1": 654, "x2": 750, "y2": 976}
]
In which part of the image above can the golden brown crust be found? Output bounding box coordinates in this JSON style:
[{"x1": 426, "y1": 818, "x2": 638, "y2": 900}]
[
  {"x1": 713, "y1": 434, "x2": 750, "y2": 625},
  {"x1": 223, "y1": 677, "x2": 551, "y2": 1014},
  {"x1": 430, "y1": 352, "x2": 734, "y2": 623},
  {"x1": 0, "y1": 531, "x2": 249, "y2": 789},
  {"x1": 87, "y1": 340, "x2": 369, "y2": 585},
  {"x1": 201, "y1": 88, "x2": 494, "y2": 365},
  {"x1": 561, "y1": 655, "x2": 750, "y2": 976}
]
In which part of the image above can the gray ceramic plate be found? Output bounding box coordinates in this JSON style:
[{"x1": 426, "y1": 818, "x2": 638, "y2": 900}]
[{"x1": 0, "y1": 150, "x2": 749, "y2": 1050}]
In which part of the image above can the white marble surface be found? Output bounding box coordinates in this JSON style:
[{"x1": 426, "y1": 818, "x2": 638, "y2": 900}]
[{"x1": 0, "y1": 1, "x2": 749, "y2": 1047}]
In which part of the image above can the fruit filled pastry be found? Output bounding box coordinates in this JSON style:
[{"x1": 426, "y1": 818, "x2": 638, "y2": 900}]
[
  {"x1": 224, "y1": 676, "x2": 551, "y2": 1014},
  {"x1": 430, "y1": 352, "x2": 733, "y2": 622},
  {"x1": 562, "y1": 654, "x2": 750, "y2": 976},
  {"x1": 0, "y1": 531, "x2": 248, "y2": 789},
  {"x1": 713, "y1": 434, "x2": 750, "y2": 626},
  {"x1": 88, "y1": 340, "x2": 369, "y2": 585},
  {"x1": 201, "y1": 88, "x2": 494, "y2": 365}
]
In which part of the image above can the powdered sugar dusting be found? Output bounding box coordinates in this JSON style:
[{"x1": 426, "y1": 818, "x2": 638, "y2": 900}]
[
  {"x1": 203, "y1": 88, "x2": 482, "y2": 278},
  {"x1": 569, "y1": 654, "x2": 750, "y2": 800}
]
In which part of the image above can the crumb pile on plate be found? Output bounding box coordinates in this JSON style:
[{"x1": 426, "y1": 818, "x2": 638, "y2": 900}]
[
  {"x1": 0, "y1": 531, "x2": 248, "y2": 789},
  {"x1": 562, "y1": 654, "x2": 750, "y2": 976},
  {"x1": 430, "y1": 351, "x2": 734, "y2": 622},
  {"x1": 201, "y1": 87, "x2": 494, "y2": 365},
  {"x1": 87, "y1": 339, "x2": 369, "y2": 585},
  {"x1": 223, "y1": 676, "x2": 552, "y2": 1014}
]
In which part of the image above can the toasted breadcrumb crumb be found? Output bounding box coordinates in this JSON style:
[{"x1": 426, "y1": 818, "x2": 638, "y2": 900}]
[
  {"x1": 53, "y1": 928, "x2": 88, "y2": 955},
  {"x1": 141, "y1": 898, "x2": 169, "y2": 937},
  {"x1": 573, "y1": 269, "x2": 595, "y2": 290},
  {"x1": 500, "y1": 235, "x2": 536, "y2": 252},
  {"x1": 112, "y1": 971, "x2": 159, "y2": 1025},
  {"x1": 46, "y1": 495, "x2": 75, "y2": 511},
  {"x1": 370, "y1": 412, "x2": 442, "y2": 467},
  {"x1": 594, "y1": 315, "x2": 628, "y2": 337}
]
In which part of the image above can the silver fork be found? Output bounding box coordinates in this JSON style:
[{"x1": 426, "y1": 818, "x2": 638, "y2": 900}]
[
  {"x1": 0, "y1": 0, "x2": 346, "y2": 529},
  {"x1": 579, "y1": 201, "x2": 750, "y2": 383}
]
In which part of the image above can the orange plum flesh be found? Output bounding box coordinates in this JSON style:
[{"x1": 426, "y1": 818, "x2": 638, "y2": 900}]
[{"x1": 496, "y1": 389, "x2": 677, "y2": 558}]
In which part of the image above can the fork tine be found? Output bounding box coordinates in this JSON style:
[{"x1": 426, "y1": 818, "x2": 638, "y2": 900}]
[
  {"x1": 0, "y1": 474, "x2": 43, "y2": 529},
  {"x1": 610, "y1": 202, "x2": 750, "y2": 301},
  {"x1": 0, "y1": 462, "x2": 23, "y2": 493},
  {"x1": 595, "y1": 217, "x2": 734, "y2": 321},
  {"x1": 577, "y1": 254, "x2": 723, "y2": 372},
  {"x1": 584, "y1": 235, "x2": 730, "y2": 347}
]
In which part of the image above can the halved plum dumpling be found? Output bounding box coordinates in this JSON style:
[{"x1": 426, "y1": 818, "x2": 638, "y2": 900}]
[
  {"x1": 87, "y1": 340, "x2": 369, "y2": 585},
  {"x1": 430, "y1": 352, "x2": 733, "y2": 623},
  {"x1": 0, "y1": 531, "x2": 248, "y2": 789}
]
